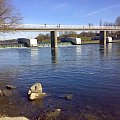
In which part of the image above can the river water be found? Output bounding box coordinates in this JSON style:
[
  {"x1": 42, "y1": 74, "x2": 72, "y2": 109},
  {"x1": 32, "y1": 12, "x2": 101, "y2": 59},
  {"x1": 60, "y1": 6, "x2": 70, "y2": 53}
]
[{"x1": 0, "y1": 43, "x2": 120, "y2": 120}]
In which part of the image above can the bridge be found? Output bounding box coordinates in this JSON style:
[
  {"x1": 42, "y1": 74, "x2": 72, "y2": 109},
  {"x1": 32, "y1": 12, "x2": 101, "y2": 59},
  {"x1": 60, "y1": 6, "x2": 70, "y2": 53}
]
[
  {"x1": 1, "y1": 24, "x2": 120, "y2": 48},
  {"x1": 9, "y1": 24, "x2": 120, "y2": 31}
]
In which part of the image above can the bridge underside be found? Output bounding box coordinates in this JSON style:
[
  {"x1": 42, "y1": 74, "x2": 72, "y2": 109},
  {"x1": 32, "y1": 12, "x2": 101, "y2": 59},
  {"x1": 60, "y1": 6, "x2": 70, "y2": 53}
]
[{"x1": 50, "y1": 30, "x2": 108, "y2": 48}]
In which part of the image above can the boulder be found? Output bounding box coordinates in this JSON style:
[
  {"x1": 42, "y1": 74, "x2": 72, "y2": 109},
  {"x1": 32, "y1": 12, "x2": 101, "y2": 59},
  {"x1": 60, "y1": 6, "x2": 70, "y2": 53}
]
[
  {"x1": 2, "y1": 89, "x2": 12, "y2": 96},
  {"x1": 28, "y1": 82, "x2": 46, "y2": 100},
  {"x1": 28, "y1": 82, "x2": 42, "y2": 95},
  {"x1": 6, "y1": 85, "x2": 16, "y2": 89},
  {"x1": 39, "y1": 109, "x2": 61, "y2": 120}
]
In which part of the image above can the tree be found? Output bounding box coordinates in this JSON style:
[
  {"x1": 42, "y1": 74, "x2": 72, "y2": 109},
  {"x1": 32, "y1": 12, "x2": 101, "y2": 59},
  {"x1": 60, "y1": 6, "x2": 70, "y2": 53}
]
[
  {"x1": 103, "y1": 21, "x2": 115, "y2": 26},
  {"x1": 99, "y1": 20, "x2": 102, "y2": 26},
  {"x1": 0, "y1": 0, "x2": 22, "y2": 32},
  {"x1": 115, "y1": 16, "x2": 120, "y2": 26}
]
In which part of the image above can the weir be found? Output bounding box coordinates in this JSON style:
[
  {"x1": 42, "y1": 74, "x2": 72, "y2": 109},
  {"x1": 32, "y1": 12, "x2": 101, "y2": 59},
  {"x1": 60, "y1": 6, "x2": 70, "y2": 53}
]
[{"x1": 1, "y1": 24, "x2": 120, "y2": 48}]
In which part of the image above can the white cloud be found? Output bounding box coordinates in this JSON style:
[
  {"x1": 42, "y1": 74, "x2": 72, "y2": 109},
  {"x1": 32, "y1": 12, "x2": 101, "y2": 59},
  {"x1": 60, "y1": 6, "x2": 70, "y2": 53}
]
[{"x1": 85, "y1": 4, "x2": 120, "y2": 17}]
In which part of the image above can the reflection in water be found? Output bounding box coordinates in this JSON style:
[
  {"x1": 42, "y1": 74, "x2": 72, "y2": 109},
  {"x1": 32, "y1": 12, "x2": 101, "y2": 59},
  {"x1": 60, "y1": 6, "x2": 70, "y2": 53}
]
[
  {"x1": 99, "y1": 43, "x2": 112, "y2": 59},
  {"x1": 107, "y1": 43, "x2": 112, "y2": 55},
  {"x1": 75, "y1": 45, "x2": 82, "y2": 57},
  {"x1": 51, "y1": 48, "x2": 58, "y2": 63},
  {"x1": 31, "y1": 48, "x2": 38, "y2": 65},
  {"x1": 99, "y1": 45, "x2": 107, "y2": 59}
]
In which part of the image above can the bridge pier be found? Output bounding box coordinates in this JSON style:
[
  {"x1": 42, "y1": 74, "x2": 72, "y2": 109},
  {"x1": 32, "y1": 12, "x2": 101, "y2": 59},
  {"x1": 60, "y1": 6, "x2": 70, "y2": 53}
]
[
  {"x1": 100, "y1": 31, "x2": 106, "y2": 45},
  {"x1": 51, "y1": 31, "x2": 57, "y2": 49}
]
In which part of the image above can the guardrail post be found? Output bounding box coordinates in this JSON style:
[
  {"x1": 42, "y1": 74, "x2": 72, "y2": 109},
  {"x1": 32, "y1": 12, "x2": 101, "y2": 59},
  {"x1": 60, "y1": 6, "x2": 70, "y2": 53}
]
[
  {"x1": 100, "y1": 31, "x2": 106, "y2": 45},
  {"x1": 51, "y1": 31, "x2": 57, "y2": 49}
]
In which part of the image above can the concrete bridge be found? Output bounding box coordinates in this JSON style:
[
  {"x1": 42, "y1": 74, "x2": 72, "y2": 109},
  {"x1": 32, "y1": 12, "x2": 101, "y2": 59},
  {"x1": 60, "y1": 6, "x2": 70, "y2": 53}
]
[{"x1": 1, "y1": 24, "x2": 120, "y2": 48}]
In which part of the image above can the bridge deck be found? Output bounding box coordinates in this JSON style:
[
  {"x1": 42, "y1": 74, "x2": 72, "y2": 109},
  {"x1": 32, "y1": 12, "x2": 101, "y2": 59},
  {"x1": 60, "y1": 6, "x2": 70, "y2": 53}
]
[{"x1": 0, "y1": 24, "x2": 120, "y2": 31}]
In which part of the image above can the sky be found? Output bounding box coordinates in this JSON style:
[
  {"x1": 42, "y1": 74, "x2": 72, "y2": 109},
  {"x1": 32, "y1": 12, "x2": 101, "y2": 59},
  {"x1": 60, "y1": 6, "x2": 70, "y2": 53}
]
[{"x1": 1, "y1": 0, "x2": 120, "y2": 39}]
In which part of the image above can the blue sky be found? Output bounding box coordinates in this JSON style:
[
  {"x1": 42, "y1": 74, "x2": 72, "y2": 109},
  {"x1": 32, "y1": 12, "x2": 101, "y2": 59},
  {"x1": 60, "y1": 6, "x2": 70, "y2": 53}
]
[
  {"x1": 1, "y1": 0, "x2": 120, "y2": 40},
  {"x1": 12, "y1": 0, "x2": 120, "y2": 25}
]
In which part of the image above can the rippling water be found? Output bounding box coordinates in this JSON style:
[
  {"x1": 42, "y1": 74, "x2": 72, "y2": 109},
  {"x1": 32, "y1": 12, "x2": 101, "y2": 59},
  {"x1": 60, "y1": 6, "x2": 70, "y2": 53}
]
[{"x1": 0, "y1": 43, "x2": 120, "y2": 119}]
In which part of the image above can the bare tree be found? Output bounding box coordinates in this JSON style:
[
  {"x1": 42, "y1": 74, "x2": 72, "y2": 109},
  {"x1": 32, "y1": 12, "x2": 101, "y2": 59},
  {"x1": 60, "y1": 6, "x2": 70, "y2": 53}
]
[
  {"x1": 115, "y1": 16, "x2": 120, "y2": 26},
  {"x1": 0, "y1": 0, "x2": 22, "y2": 32}
]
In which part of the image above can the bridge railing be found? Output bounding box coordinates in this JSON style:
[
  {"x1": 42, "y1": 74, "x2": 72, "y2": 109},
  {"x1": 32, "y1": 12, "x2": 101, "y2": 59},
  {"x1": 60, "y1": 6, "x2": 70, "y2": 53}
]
[{"x1": 15, "y1": 24, "x2": 120, "y2": 30}]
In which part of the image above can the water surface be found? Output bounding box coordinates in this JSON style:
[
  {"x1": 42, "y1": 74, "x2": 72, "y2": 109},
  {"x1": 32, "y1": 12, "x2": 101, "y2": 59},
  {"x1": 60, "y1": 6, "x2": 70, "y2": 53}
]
[{"x1": 0, "y1": 43, "x2": 120, "y2": 119}]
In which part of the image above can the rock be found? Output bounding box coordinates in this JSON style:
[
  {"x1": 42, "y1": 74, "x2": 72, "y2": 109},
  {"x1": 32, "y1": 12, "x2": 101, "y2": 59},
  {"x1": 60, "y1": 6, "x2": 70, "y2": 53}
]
[
  {"x1": 86, "y1": 106, "x2": 93, "y2": 110},
  {"x1": 2, "y1": 89, "x2": 12, "y2": 96},
  {"x1": 0, "y1": 117, "x2": 29, "y2": 120},
  {"x1": 59, "y1": 94, "x2": 73, "y2": 100},
  {"x1": 6, "y1": 85, "x2": 16, "y2": 89},
  {"x1": 29, "y1": 92, "x2": 47, "y2": 100},
  {"x1": 0, "y1": 90, "x2": 3, "y2": 96},
  {"x1": 39, "y1": 109, "x2": 61, "y2": 120},
  {"x1": 28, "y1": 82, "x2": 42, "y2": 95},
  {"x1": 64, "y1": 94, "x2": 73, "y2": 100},
  {"x1": 84, "y1": 113, "x2": 98, "y2": 120},
  {"x1": 28, "y1": 82, "x2": 47, "y2": 100}
]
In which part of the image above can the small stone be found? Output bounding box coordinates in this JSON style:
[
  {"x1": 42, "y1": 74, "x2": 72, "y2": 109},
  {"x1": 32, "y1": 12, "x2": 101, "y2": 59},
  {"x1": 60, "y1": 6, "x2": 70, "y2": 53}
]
[
  {"x1": 84, "y1": 113, "x2": 98, "y2": 120},
  {"x1": 0, "y1": 90, "x2": 3, "y2": 96},
  {"x1": 39, "y1": 109, "x2": 61, "y2": 120},
  {"x1": 86, "y1": 106, "x2": 93, "y2": 110},
  {"x1": 64, "y1": 94, "x2": 73, "y2": 100},
  {"x1": 6, "y1": 85, "x2": 16, "y2": 89},
  {"x1": 59, "y1": 94, "x2": 73, "y2": 100},
  {"x1": 2, "y1": 89, "x2": 12, "y2": 96},
  {"x1": 0, "y1": 117, "x2": 29, "y2": 120}
]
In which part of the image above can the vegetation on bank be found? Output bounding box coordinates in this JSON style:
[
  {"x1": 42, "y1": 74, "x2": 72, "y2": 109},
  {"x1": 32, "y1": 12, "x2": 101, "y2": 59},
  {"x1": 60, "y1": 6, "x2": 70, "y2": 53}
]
[{"x1": 36, "y1": 31, "x2": 120, "y2": 43}]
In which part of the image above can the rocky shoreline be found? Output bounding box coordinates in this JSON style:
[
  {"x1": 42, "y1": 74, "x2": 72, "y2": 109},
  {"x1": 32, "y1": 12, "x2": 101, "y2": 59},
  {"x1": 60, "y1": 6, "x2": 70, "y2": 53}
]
[
  {"x1": 0, "y1": 83, "x2": 62, "y2": 120},
  {"x1": 0, "y1": 82, "x2": 120, "y2": 120}
]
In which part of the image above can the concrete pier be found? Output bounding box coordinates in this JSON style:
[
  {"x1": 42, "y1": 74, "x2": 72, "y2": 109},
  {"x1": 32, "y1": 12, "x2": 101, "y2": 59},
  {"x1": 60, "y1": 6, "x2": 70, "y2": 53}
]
[
  {"x1": 100, "y1": 31, "x2": 106, "y2": 45},
  {"x1": 51, "y1": 31, "x2": 57, "y2": 49}
]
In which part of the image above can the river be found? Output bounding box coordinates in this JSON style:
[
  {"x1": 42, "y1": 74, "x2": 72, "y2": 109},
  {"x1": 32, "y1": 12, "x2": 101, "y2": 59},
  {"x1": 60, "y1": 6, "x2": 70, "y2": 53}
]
[{"x1": 0, "y1": 43, "x2": 120, "y2": 120}]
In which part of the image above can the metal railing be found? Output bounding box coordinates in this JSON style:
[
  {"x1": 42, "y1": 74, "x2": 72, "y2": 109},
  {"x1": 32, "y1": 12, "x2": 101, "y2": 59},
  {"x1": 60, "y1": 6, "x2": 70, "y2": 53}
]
[
  {"x1": 14, "y1": 24, "x2": 120, "y2": 30},
  {"x1": 1, "y1": 24, "x2": 120, "y2": 31}
]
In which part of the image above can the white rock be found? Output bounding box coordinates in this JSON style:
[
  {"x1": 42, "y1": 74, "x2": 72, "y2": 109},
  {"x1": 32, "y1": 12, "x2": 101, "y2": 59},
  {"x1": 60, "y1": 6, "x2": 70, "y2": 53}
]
[
  {"x1": 28, "y1": 82, "x2": 47, "y2": 100},
  {"x1": 0, "y1": 90, "x2": 3, "y2": 96},
  {"x1": 0, "y1": 117, "x2": 29, "y2": 120},
  {"x1": 28, "y1": 83, "x2": 42, "y2": 95},
  {"x1": 29, "y1": 92, "x2": 47, "y2": 100},
  {"x1": 29, "y1": 93, "x2": 39, "y2": 100}
]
